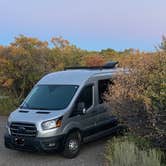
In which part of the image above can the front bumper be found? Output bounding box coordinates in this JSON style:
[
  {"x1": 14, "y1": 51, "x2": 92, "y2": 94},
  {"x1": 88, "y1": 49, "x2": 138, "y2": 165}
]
[{"x1": 4, "y1": 133, "x2": 65, "y2": 152}]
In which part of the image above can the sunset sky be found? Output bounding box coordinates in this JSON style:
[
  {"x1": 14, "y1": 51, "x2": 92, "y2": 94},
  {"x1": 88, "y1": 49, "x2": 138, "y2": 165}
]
[{"x1": 0, "y1": 0, "x2": 165, "y2": 51}]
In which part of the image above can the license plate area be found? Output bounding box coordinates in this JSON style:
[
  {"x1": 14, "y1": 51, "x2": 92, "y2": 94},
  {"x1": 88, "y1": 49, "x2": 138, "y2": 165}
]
[{"x1": 14, "y1": 137, "x2": 25, "y2": 146}]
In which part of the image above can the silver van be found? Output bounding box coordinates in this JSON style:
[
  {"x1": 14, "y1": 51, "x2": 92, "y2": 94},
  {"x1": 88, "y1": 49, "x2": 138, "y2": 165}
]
[{"x1": 4, "y1": 62, "x2": 123, "y2": 158}]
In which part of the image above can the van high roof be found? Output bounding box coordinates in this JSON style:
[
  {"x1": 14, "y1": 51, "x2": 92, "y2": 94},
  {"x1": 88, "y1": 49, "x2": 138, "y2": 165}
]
[{"x1": 37, "y1": 61, "x2": 125, "y2": 86}]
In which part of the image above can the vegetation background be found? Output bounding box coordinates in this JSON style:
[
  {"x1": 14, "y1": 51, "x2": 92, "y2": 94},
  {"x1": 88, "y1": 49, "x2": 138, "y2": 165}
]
[{"x1": 0, "y1": 35, "x2": 165, "y2": 165}]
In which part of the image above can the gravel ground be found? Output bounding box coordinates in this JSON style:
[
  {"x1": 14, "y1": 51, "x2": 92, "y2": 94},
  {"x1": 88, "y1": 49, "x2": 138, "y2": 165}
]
[{"x1": 0, "y1": 116, "x2": 106, "y2": 166}]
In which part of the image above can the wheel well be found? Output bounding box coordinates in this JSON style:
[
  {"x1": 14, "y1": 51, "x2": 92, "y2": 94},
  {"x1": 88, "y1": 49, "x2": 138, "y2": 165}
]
[
  {"x1": 66, "y1": 128, "x2": 82, "y2": 141},
  {"x1": 67, "y1": 128, "x2": 82, "y2": 135}
]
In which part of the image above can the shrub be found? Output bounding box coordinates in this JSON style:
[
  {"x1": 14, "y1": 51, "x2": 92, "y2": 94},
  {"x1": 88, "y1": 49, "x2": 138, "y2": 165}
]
[
  {"x1": 106, "y1": 137, "x2": 162, "y2": 166},
  {"x1": 107, "y1": 53, "x2": 166, "y2": 112},
  {"x1": 0, "y1": 97, "x2": 20, "y2": 115},
  {"x1": 105, "y1": 53, "x2": 166, "y2": 135}
]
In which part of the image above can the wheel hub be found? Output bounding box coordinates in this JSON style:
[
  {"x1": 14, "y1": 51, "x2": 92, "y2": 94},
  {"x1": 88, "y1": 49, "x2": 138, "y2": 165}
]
[{"x1": 68, "y1": 139, "x2": 78, "y2": 151}]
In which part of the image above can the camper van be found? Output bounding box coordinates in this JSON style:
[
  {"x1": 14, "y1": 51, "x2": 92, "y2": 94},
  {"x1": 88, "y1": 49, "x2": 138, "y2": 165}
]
[{"x1": 4, "y1": 62, "x2": 124, "y2": 158}]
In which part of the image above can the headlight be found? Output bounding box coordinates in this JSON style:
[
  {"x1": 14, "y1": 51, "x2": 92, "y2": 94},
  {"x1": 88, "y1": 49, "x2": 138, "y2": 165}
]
[
  {"x1": 6, "y1": 119, "x2": 11, "y2": 128},
  {"x1": 42, "y1": 118, "x2": 62, "y2": 130},
  {"x1": 6, "y1": 120, "x2": 11, "y2": 135}
]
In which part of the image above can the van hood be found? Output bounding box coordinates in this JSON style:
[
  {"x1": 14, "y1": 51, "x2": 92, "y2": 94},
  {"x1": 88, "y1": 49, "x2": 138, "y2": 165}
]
[{"x1": 8, "y1": 108, "x2": 66, "y2": 124}]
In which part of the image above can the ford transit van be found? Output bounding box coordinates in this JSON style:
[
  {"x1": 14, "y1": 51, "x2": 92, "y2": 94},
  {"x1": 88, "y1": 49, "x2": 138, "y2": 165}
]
[{"x1": 4, "y1": 62, "x2": 124, "y2": 158}]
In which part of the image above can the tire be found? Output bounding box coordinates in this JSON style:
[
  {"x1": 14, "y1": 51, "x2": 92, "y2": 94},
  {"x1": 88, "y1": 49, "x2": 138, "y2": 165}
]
[{"x1": 62, "y1": 131, "x2": 81, "y2": 158}]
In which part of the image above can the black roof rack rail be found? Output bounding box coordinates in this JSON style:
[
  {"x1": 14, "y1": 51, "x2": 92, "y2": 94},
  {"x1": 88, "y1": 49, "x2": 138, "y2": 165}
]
[{"x1": 64, "y1": 61, "x2": 118, "y2": 70}]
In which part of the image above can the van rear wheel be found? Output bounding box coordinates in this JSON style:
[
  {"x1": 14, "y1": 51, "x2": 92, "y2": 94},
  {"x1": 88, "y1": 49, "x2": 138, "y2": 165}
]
[{"x1": 62, "y1": 131, "x2": 81, "y2": 158}]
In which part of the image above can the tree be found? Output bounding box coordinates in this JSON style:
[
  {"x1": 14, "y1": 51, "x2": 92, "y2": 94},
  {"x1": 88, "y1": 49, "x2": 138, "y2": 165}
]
[
  {"x1": 0, "y1": 35, "x2": 52, "y2": 98},
  {"x1": 82, "y1": 54, "x2": 105, "y2": 66},
  {"x1": 100, "y1": 48, "x2": 119, "y2": 60},
  {"x1": 51, "y1": 36, "x2": 70, "y2": 49},
  {"x1": 11, "y1": 35, "x2": 48, "y2": 49}
]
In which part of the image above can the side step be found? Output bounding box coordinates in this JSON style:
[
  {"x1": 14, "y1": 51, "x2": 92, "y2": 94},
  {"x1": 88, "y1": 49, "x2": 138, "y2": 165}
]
[{"x1": 83, "y1": 125, "x2": 124, "y2": 143}]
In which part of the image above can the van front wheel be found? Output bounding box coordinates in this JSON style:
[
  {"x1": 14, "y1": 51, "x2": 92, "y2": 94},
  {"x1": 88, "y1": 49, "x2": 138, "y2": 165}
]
[{"x1": 62, "y1": 131, "x2": 81, "y2": 158}]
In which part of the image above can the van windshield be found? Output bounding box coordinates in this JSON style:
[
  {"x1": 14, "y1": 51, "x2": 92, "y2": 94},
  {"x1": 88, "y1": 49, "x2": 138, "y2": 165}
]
[{"x1": 21, "y1": 85, "x2": 79, "y2": 110}]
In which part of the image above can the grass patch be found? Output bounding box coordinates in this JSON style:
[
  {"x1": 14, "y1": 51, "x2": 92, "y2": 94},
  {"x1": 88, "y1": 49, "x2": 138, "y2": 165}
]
[{"x1": 105, "y1": 136, "x2": 164, "y2": 166}]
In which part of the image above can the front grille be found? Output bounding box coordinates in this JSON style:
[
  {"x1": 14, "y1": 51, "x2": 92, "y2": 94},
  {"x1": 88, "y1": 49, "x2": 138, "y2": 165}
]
[{"x1": 10, "y1": 122, "x2": 37, "y2": 137}]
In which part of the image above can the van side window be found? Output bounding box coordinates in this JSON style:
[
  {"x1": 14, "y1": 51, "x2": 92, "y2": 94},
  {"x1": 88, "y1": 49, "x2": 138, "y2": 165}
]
[
  {"x1": 77, "y1": 85, "x2": 93, "y2": 109},
  {"x1": 98, "y1": 79, "x2": 112, "y2": 104}
]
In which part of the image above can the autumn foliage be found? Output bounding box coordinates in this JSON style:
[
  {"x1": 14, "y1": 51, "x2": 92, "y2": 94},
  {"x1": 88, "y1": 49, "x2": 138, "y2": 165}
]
[
  {"x1": 82, "y1": 54, "x2": 105, "y2": 66},
  {"x1": 105, "y1": 52, "x2": 166, "y2": 151},
  {"x1": 0, "y1": 35, "x2": 120, "y2": 98},
  {"x1": 0, "y1": 35, "x2": 165, "y2": 105}
]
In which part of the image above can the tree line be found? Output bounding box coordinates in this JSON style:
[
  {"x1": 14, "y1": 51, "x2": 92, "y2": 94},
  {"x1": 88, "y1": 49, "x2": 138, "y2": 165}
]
[
  {"x1": 0, "y1": 35, "x2": 146, "y2": 98},
  {"x1": 0, "y1": 35, "x2": 165, "y2": 109}
]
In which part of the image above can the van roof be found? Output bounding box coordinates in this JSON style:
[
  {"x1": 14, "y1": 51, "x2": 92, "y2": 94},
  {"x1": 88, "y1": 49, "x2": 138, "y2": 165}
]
[{"x1": 37, "y1": 68, "x2": 123, "y2": 86}]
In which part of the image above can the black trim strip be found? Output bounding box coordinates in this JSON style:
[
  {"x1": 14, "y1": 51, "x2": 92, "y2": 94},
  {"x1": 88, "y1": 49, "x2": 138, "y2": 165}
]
[{"x1": 82, "y1": 117, "x2": 118, "y2": 137}]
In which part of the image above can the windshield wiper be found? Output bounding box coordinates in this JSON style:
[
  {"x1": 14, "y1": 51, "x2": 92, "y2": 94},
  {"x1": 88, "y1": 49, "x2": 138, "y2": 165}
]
[
  {"x1": 28, "y1": 107, "x2": 49, "y2": 110},
  {"x1": 20, "y1": 102, "x2": 30, "y2": 109}
]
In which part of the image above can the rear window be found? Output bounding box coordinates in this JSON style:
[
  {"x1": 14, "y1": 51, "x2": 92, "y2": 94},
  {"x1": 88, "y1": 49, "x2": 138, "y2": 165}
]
[{"x1": 98, "y1": 79, "x2": 113, "y2": 104}]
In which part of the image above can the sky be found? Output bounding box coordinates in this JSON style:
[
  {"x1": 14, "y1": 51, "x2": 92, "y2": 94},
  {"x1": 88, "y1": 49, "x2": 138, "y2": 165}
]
[{"x1": 0, "y1": 0, "x2": 165, "y2": 51}]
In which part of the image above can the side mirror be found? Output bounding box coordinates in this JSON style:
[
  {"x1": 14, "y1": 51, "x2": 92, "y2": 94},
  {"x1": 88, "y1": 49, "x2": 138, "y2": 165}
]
[{"x1": 77, "y1": 102, "x2": 86, "y2": 114}]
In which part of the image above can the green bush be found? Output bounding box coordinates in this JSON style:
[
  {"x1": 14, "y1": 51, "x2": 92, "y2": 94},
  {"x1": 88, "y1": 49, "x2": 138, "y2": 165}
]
[
  {"x1": 0, "y1": 97, "x2": 20, "y2": 115},
  {"x1": 106, "y1": 137, "x2": 163, "y2": 166}
]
